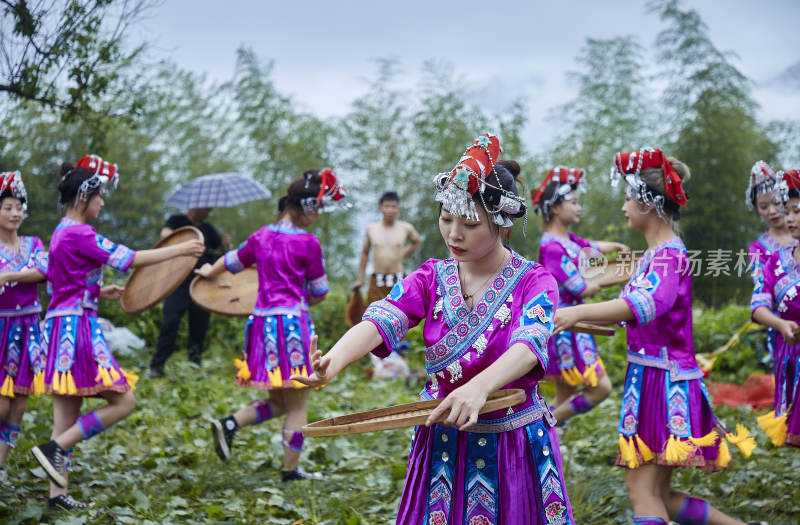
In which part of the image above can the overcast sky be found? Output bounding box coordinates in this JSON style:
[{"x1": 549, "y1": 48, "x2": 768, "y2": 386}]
[{"x1": 137, "y1": 0, "x2": 800, "y2": 151}]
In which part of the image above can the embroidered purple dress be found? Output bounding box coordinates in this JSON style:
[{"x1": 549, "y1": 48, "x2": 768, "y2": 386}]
[
  {"x1": 538, "y1": 232, "x2": 605, "y2": 387},
  {"x1": 43, "y1": 218, "x2": 136, "y2": 396},
  {"x1": 751, "y1": 246, "x2": 800, "y2": 447},
  {"x1": 616, "y1": 238, "x2": 737, "y2": 470},
  {"x1": 749, "y1": 231, "x2": 794, "y2": 362},
  {"x1": 223, "y1": 219, "x2": 328, "y2": 389},
  {"x1": 363, "y1": 250, "x2": 574, "y2": 525},
  {"x1": 0, "y1": 236, "x2": 48, "y2": 396}
]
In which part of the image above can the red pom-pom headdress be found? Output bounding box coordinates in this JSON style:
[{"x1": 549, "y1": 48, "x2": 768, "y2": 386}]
[
  {"x1": 610, "y1": 148, "x2": 687, "y2": 220},
  {"x1": 776, "y1": 169, "x2": 800, "y2": 206},
  {"x1": 0, "y1": 171, "x2": 28, "y2": 212},
  {"x1": 433, "y1": 133, "x2": 526, "y2": 228},
  {"x1": 299, "y1": 168, "x2": 350, "y2": 213},
  {"x1": 66, "y1": 154, "x2": 119, "y2": 203},
  {"x1": 531, "y1": 167, "x2": 586, "y2": 221}
]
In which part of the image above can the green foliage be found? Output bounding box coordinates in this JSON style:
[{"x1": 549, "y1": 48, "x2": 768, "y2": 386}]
[{"x1": 1, "y1": 296, "x2": 797, "y2": 523}]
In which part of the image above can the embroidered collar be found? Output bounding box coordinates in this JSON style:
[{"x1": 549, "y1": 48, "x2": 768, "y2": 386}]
[
  {"x1": 268, "y1": 219, "x2": 306, "y2": 234},
  {"x1": 541, "y1": 232, "x2": 582, "y2": 259},
  {"x1": 55, "y1": 216, "x2": 83, "y2": 231},
  {"x1": 0, "y1": 236, "x2": 34, "y2": 270}
]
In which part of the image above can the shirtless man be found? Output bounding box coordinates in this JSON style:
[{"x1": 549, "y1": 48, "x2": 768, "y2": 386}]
[{"x1": 353, "y1": 191, "x2": 421, "y2": 306}]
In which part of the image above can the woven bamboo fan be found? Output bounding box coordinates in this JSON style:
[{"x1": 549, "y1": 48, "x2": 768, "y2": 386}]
[
  {"x1": 573, "y1": 322, "x2": 615, "y2": 337},
  {"x1": 120, "y1": 226, "x2": 203, "y2": 314},
  {"x1": 302, "y1": 389, "x2": 526, "y2": 437},
  {"x1": 190, "y1": 267, "x2": 258, "y2": 317}
]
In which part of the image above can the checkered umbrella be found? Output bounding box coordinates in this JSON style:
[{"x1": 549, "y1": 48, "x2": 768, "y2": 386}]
[{"x1": 164, "y1": 173, "x2": 272, "y2": 211}]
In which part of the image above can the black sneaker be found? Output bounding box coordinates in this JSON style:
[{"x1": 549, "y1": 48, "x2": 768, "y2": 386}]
[
  {"x1": 48, "y1": 494, "x2": 92, "y2": 511},
  {"x1": 281, "y1": 466, "x2": 323, "y2": 482},
  {"x1": 148, "y1": 367, "x2": 165, "y2": 379},
  {"x1": 32, "y1": 440, "x2": 67, "y2": 488},
  {"x1": 211, "y1": 416, "x2": 237, "y2": 461}
]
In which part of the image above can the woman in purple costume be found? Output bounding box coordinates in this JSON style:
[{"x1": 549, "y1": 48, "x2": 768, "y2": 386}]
[
  {"x1": 555, "y1": 149, "x2": 762, "y2": 525},
  {"x1": 532, "y1": 167, "x2": 628, "y2": 427},
  {"x1": 0, "y1": 171, "x2": 48, "y2": 487},
  {"x1": 746, "y1": 160, "x2": 795, "y2": 366},
  {"x1": 199, "y1": 169, "x2": 348, "y2": 482},
  {"x1": 295, "y1": 135, "x2": 575, "y2": 525},
  {"x1": 30, "y1": 155, "x2": 204, "y2": 511},
  {"x1": 752, "y1": 169, "x2": 800, "y2": 449}
]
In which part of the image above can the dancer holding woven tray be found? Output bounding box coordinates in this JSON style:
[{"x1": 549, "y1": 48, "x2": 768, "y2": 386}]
[
  {"x1": 532, "y1": 167, "x2": 628, "y2": 427},
  {"x1": 199, "y1": 169, "x2": 348, "y2": 482},
  {"x1": 555, "y1": 149, "x2": 762, "y2": 525},
  {"x1": 295, "y1": 134, "x2": 574, "y2": 524},
  {"x1": 752, "y1": 169, "x2": 800, "y2": 449},
  {"x1": 746, "y1": 161, "x2": 795, "y2": 367},
  {"x1": 0, "y1": 171, "x2": 48, "y2": 488},
  {"x1": 30, "y1": 155, "x2": 204, "y2": 511}
]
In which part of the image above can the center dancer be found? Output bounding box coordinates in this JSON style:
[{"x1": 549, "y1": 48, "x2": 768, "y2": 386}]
[{"x1": 295, "y1": 134, "x2": 574, "y2": 524}]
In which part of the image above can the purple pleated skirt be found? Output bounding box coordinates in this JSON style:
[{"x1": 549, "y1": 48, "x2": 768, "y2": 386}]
[
  {"x1": 0, "y1": 313, "x2": 41, "y2": 395},
  {"x1": 235, "y1": 312, "x2": 314, "y2": 390},
  {"x1": 43, "y1": 311, "x2": 129, "y2": 397},
  {"x1": 772, "y1": 340, "x2": 800, "y2": 447},
  {"x1": 616, "y1": 364, "x2": 722, "y2": 471},
  {"x1": 397, "y1": 420, "x2": 574, "y2": 525}
]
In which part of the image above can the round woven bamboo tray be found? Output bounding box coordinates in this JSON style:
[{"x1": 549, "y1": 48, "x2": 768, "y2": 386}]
[
  {"x1": 190, "y1": 267, "x2": 258, "y2": 317},
  {"x1": 120, "y1": 226, "x2": 203, "y2": 314},
  {"x1": 302, "y1": 389, "x2": 526, "y2": 437}
]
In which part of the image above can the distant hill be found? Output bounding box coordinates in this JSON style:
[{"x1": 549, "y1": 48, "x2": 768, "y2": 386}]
[{"x1": 767, "y1": 60, "x2": 800, "y2": 92}]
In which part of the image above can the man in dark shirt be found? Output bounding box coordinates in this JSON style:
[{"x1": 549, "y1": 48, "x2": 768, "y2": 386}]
[{"x1": 149, "y1": 208, "x2": 230, "y2": 378}]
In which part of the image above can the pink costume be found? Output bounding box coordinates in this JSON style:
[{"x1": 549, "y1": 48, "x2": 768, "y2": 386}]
[
  {"x1": 616, "y1": 238, "x2": 754, "y2": 469},
  {"x1": 223, "y1": 219, "x2": 328, "y2": 389},
  {"x1": 363, "y1": 250, "x2": 574, "y2": 525},
  {"x1": 538, "y1": 231, "x2": 605, "y2": 386},
  {"x1": 43, "y1": 218, "x2": 136, "y2": 395},
  {"x1": 0, "y1": 236, "x2": 48, "y2": 396}
]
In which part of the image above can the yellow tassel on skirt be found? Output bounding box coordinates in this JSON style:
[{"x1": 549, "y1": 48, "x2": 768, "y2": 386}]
[
  {"x1": 267, "y1": 367, "x2": 283, "y2": 388},
  {"x1": 561, "y1": 367, "x2": 584, "y2": 386},
  {"x1": 634, "y1": 434, "x2": 654, "y2": 461},
  {"x1": 619, "y1": 434, "x2": 639, "y2": 468},
  {"x1": 234, "y1": 358, "x2": 251, "y2": 382},
  {"x1": 582, "y1": 357, "x2": 604, "y2": 388},
  {"x1": 664, "y1": 435, "x2": 696, "y2": 463},
  {"x1": 96, "y1": 366, "x2": 113, "y2": 387},
  {"x1": 0, "y1": 376, "x2": 14, "y2": 398},
  {"x1": 757, "y1": 410, "x2": 787, "y2": 447},
  {"x1": 715, "y1": 440, "x2": 732, "y2": 468},
  {"x1": 121, "y1": 369, "x2": 139, "y2": 390},
  {"x1": 291, "y1": 366, "x2": 308, "y2": 389},
  {"x1": 689, "y1": 429, "x2": 719, "y2": 448},
  {"x1": 33, "y1": 370, "x2": 45, "y2": 395}
]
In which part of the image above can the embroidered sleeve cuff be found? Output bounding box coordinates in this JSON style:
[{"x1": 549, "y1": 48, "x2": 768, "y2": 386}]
[
  {"x1": 750, "y1": 293, "x2": 773, "y2": 314},
  {"x1": 308, "y1": 274, "x2": 329, "y2": 297},
  {"x1": 564, "y1": 274, "x2": 587, "y2": 296},
  {"x1": 224, "y1": 249, "x2": 245, "y2": 273},
  {"x1": 363, "y1": 299, "x2": 409, "y2": 358},
  {"x1": 510, "y1": 324, "x2": 550, "y2": 370},
  {"x1": 34, "y1": 251, "x2": 49, "y2": 275},
  {"x1": 622, "y1": 289, "x2": 656, "y2": 327},
  {"x1": 108, "y1": 245, "x2": 135, "y2": 272}
]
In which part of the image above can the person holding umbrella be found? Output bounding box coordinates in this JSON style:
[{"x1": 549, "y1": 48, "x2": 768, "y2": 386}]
[{"x1": 149, "y1": 173, "x2": 270, "y2": 378}]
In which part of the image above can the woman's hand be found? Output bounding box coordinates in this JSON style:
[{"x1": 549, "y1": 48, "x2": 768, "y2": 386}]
[
  {"x1": 581, "y1": 281, "x2": 602, "y2": 298},
  {"x1": 778, "y1": 319, "x2": 800, "y2": 345},
  {"x1": 183, "y1": 239, "x2": 205, "y2": 258},
  {"x1": 194, "y1": 263, "x2": 215, "y2": 278},
  {"x1": 99, "y1": 285, "x2": 124, "y2": 301},
  {"x1": 554, "y1": 306, "x2": 582, "y2": 334},
  {"x1": 426, "y1": 380, "x2": 489, "y2": 431},
  {"x1": 290, "y1": 335, "x2": 335, "y2": 388}
]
